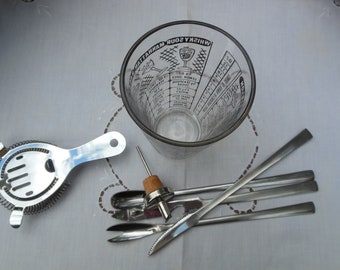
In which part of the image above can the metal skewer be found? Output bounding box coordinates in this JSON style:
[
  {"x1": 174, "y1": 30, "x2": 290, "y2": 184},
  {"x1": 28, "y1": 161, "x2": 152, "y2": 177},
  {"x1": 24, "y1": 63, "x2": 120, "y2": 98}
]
[{"x1": 136, "y1": 146, "x2": 152, "y2": 176}]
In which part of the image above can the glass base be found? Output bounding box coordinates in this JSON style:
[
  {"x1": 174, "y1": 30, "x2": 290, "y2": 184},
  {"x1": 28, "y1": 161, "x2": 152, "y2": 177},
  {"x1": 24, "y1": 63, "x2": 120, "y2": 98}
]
[{"x1": 155, "y1": 109, "x2": 201, "y2": 142}]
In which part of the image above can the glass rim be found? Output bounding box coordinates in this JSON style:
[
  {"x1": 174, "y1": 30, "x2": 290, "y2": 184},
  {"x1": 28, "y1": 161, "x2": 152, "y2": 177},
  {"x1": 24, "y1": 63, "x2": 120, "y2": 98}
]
[{"x1": 120, "y1": 20, "x2": 256, "y2": 148}]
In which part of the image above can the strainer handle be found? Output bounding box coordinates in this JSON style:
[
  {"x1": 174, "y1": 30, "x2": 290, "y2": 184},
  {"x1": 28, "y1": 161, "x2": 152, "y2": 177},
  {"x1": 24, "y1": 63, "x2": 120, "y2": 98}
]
[{"x1": 70, "y1": 132, "x2": 126, "y2": 167}]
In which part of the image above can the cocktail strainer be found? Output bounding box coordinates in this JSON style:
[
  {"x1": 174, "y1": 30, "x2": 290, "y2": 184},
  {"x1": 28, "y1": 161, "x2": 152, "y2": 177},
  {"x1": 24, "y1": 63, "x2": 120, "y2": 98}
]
[{"x1": 0, "y1": 132, "x2": 126, "y2": 228}]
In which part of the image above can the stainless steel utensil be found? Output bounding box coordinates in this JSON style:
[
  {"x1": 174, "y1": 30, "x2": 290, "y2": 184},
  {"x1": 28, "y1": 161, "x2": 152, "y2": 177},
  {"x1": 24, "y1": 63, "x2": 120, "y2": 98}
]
[
  {"x1": 112, "y1": 180, "x2": 318, "y2": 221},
  {"x1": 111, "y1": 170, "x2": 314, "y2": 209},
  {"x1": 149, "y1": 129, "x2": 313, "y2": 255},
  {"x1": 107, "y1": 202, "x2": 315, "y2": 242},
  {"x1": 0, "y1": 132, "x2": 126, "y2": 228}
]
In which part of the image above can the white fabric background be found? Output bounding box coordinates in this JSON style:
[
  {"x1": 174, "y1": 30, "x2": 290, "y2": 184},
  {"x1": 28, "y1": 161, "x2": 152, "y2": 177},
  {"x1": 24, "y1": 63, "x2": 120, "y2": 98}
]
[{"x1": 0, "y1": 0, "x2": 339, "y2": 269}]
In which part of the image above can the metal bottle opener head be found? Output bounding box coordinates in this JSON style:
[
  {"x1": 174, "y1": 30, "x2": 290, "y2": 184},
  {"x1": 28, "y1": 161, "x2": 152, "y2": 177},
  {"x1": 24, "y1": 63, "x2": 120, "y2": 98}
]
[{"x1": 0, "y1": 132, "x2": 126, "y2": 228}]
